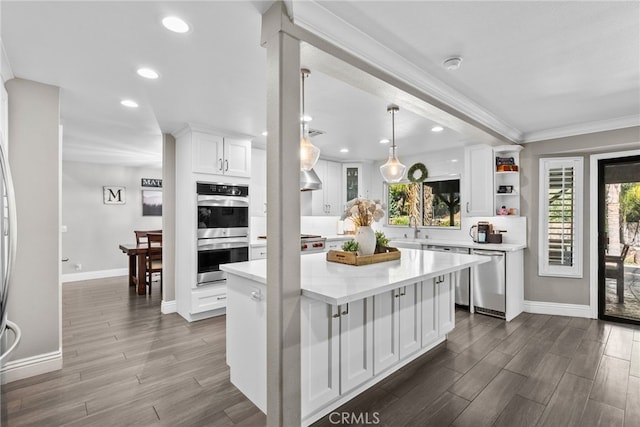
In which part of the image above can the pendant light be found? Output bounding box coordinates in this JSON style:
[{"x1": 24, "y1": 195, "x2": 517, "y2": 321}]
[
  {"x1": 300, "y1": 68, "x2": 320, "y2": 171},
  {"x1": 379, "y1": 104, "x2": 406, "y2": 183}
]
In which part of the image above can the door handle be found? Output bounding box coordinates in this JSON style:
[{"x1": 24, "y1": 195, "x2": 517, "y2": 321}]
[
  {"x1": 218, "y1": 158, "x2": 223, "y2": 171},
  {"x1": 466, "y1": 202, "x2": 470, "y2": 213},
  {"x1": 341, "y1": 303, "x2": 349, "y2": 316},
  {"x1": 225, "y1": 159, "x2": 229, "y2": 171}
]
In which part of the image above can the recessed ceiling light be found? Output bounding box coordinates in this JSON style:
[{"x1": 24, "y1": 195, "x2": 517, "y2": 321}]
[
  {"x1": 261, "y1": 131, "x2": 268, "y2": 136},
  {"x1": 340, "y1": 148, "x2": 349, "y2": 153},
  {"x1": 451, "y1": 159, "x2": 459, "y2": 163},
  {"x1": 431, "y1": 125, "x2": 444, "y2": 133},
  {"x1": 301, "y1": 115, "x2": 313, "y2": 122},
  {"x1": 442, "y1": 56, "x2": 463, "y2": 71},
  {"x1": 162, "y1": 16, "x2": 190, "y2": 33},
  {"x1": 121, "y1": 99, "x2": 139, "y2": 108},
  {"x1": 137, "y1": 68, "x2": 159, "y2": 79},
  {"x1": 379, "y1": 138, "x2": 390, "y2": 144}
]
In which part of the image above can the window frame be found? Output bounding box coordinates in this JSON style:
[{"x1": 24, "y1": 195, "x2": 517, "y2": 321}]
[
  {"x1": 384, "y1": 175, "x2": 461, "y2": 229},
  {"x1": 538, "y1": 157, "x2": 584, "y2": 278}
]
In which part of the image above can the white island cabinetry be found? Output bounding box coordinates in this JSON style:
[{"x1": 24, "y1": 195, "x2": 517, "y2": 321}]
[{"x1": 222, "y1": 249, "x2": 489, "y2": 425}]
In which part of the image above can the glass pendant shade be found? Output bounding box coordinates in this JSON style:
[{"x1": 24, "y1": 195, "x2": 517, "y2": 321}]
[
  {"x1": 379, "y1": 146, "x2": 406, "y2": 183},
  {"x1": 300, "y1": 124, "x2": 320, "y2": 171},
  {"x1": 380, "y1": 104, "x2": 405, "y2": 182}
]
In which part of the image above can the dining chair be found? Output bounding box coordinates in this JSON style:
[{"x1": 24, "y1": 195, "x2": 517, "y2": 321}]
[
  {"x1": 146, "y1": 232, "x2": 163, "y2": 293},
  {"x1": 134, "y1": 229, "x2": 162, "y2": 246},
  {"x1": 605, "y1": 243, "x2": 630, "y2": 304}
]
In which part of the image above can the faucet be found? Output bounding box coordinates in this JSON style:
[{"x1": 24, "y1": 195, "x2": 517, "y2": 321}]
[{"x1": 409, "y1": 214, "x2": 421, "y2": 239}]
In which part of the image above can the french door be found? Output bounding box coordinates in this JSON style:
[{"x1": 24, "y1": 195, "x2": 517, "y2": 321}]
[{"x1": 598, "y1": 155, "x2": 640, "y2": 324}]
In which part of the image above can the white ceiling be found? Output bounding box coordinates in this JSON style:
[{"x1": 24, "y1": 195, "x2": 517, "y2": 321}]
[{"x1": 2, "y1": 1, "x2": 638, "y2": 168}]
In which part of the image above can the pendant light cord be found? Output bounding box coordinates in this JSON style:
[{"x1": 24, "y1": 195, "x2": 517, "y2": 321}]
[{"x1": 391, "y1": 108, "x2": 396, "y2": 156}]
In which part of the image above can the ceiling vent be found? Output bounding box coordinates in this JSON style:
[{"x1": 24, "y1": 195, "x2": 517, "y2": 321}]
[{"x1": 308, "y1": 128, "x2": 325, "y2": 138}]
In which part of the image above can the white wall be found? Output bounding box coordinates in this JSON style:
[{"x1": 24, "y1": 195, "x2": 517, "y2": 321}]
[
  {"x1": 61, "y1": 161, "x2": 161, "y2": 279},
  {"x1": 5, "y1": 78, "x2": 61, "y2": 368}
]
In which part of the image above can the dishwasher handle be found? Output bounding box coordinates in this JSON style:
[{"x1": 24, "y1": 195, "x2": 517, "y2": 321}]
[{"x1": 471, "y1": 249, "x2": 506, "y2": 257}]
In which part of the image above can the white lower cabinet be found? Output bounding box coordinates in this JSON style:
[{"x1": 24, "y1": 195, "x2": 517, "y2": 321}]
[
  {"x1": 250, "y1": 245, "x2": 267, "y2": 260},
  {"x1": 373, "y1": 283, "x2": 421, "y2": 375},
  {"x1": 437, "y1": 274, "x2": 455, "y2": 335},
  {"x1": 339, "y1": 297, "x2": 374, "y2": 394},
  {"x1": 226, "y1": 277, "x2": 266, "y2": 412},
  {"x1": 191, "y1": 284, "x2": 227, "y2": 314},
  {"x1": 301, "y1": 298, "x2": 340, "y2": 416},
  {"x1": 421, "y1": 281, "x2": 438, "y2": 347}
]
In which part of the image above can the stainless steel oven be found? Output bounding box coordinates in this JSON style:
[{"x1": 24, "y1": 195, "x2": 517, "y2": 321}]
[
  {"x1": 197, "y1": 237, "x2": 249, "y2": 286},
  {"x1": 196, "y1": 182, "x2": 250, "y2": 287},
  {"x1": 197, "y1": 182, "x2": 249, "y2": 239}
]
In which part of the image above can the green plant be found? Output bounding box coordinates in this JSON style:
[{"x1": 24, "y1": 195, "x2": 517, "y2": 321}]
[
  {"x1": 375, "y1": 231, "x2": 389, "y2": 248},
  {"x1": 341, "y1": 240, "x2": 360, "y2": 252}
]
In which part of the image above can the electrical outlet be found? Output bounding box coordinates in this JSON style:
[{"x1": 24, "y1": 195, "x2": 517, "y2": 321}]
[{"x1": 75, "y1": 263, "x2": 82, "y2": 271}]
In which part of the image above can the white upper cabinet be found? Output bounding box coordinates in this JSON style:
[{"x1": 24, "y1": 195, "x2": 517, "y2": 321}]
[
  {"x1": 250, "y1": 148, "x2": 267, "y2": 217},
  {"x1": 312, "y1": 160, "x2": 342, "y2": 216},
  {"x1": 224, "y1": 138, "x2": 252, "y2": 177},
  {"x1": 192, "y1": 131, "x2": 251, "y2": 178},
  {"x1": 463, "y1": 144, "x2": 494, "y2": 217}
]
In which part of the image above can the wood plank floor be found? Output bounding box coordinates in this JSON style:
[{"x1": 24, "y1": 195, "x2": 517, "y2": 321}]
[{"x1": 1, "y1": 276, "x2": 639, "y2": 426}]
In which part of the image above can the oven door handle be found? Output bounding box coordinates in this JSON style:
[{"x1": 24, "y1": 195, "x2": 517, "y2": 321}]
[
  {"x1": 197, "y1": 197, "x2": 249, "y2": 207},
  {"x1": 196, "y1": 278, "x2": 227, "y2": 287},
  {"x1": 198, "y1": 243, "x2": 250, "y2": 251}
]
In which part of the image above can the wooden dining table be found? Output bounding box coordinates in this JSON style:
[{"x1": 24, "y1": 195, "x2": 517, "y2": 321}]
[{"x1": 119, "y1": 242, "x2": 158, "y2": 295}]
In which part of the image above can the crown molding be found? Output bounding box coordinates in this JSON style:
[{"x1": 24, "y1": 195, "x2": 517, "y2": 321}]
[
  {"x1": 522, "y1": 115, "x2": 640, "y2": 143},
  {"x1": 291, "y1": 1, "x2": 523, "y2": 143}
]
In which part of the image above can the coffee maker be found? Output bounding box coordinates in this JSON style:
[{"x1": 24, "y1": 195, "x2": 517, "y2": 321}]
[{"x1": 469, "y1": 221, "x2": 492, "y2": 243}]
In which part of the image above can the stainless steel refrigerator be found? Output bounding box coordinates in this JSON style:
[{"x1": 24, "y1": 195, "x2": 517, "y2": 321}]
[{"x1": 0, "y1": 134, "x2": 20, "y2": 364}]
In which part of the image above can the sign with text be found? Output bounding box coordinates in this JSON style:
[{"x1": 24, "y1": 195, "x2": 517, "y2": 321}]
[
  {"x1": 103, "y1": 186, "x2": 126, "y2": 204},
  {"x1": 141, "y1": 178, "x2": 162, "y2": 188}
]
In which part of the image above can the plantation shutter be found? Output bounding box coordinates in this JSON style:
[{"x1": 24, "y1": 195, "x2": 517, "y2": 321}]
[
  {"x1": 548, "y1": 166, "x2": 574, "y2": 266},
  {"x1": 539, "y1": 157, "x2": 583, "y2": 278}
]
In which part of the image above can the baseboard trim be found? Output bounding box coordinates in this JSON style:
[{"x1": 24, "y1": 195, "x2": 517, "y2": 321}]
[
  {"x1": 0, "y1": 350, "x2": 63, "y2": 384},
  {"x1": 524, "y1": 300, "x2": 594, "y2": 319},
  {"x1": 161, "y1": 300, "x2": 177, "y2": 314},
  {"x1": 62, "y1": 268, "x2": 128, "y2": 283}
]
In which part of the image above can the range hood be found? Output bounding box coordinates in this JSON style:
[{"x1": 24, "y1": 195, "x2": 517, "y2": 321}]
[{"x1": 300, "y1": 168, "x2": 322, "y2": 191}]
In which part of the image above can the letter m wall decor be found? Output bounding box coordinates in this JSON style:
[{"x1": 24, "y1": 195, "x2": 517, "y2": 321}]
[{"x1": 103, "y1": 186, "x2": 126, "y2": 204}]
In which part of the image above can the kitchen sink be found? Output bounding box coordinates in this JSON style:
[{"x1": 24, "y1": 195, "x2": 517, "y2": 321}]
[{"x1": 388, "y1": 238, "x2": 428, "y2": 250}]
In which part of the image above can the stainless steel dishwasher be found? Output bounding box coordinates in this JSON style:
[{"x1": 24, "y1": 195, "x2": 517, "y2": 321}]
[
  {"x1": 425, "y1": 245, "x2": 470, "y2": 308},
  {"x1": 471, "y1": 249, "x2": 506, "y2": 319}
]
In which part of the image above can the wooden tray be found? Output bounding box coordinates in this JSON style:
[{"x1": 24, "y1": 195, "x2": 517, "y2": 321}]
[{"x1": 326, "y1": 247, "x2": 400, "y2": 266}]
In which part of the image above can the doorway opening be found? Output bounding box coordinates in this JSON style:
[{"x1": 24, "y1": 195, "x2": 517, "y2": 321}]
[{"x1": 598, "y1": 155, "x2": 640, "y2": 324}]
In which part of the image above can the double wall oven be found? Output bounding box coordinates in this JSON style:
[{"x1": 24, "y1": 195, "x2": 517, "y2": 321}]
[{"x1": 196, "y1": 182, "x2": 249, "y2": 287}]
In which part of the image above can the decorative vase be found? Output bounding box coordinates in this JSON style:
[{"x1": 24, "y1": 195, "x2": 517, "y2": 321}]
[{"x1": 355, "y1": 225, "x2": 376, "y2": 256}]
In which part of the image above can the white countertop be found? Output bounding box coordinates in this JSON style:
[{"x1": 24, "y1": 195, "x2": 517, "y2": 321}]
[
  {"x1": 221, "y1": 248, "x2": 490, "y2": 305},
  {"x1": 250, "y1": 234, "x2": 353, "y2": 247},
  {"x1": 389, "y1": 238, "x2": 526, "y2": 252}
]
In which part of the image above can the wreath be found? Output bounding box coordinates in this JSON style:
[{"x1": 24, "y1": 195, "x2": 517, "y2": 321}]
[{"x1": 407, "y1": 162, "x2": 428, "y2": 183}]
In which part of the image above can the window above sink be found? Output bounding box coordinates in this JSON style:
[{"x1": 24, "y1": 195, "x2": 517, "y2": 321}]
[{"x1": 385, "y1": 176, "x2": 461, "y2": 229}]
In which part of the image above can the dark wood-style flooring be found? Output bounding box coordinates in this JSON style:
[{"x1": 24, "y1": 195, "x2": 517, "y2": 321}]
[{"x1": 1, "y1": 276, "x2": 639, "y2": 426}]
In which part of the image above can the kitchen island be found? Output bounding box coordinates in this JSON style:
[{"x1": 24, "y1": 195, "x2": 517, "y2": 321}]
[{"x1": 221, "y1": 248, "x2": 489, "y2": 426}]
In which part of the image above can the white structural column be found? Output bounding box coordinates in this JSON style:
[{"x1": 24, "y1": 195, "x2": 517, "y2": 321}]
[{"x1": 262, "y1": 3, "x2": 302, "y2": 426}]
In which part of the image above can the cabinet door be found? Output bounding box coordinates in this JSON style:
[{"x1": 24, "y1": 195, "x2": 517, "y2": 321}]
[
  {"x1": 421, "y1": 280, "x2": 438, "y2": 347},
  {"x1": 340, "y1": 297, "x2": 374, "y2": 394},
  {"x1": 311, "y1": 160, "x2": 328, "y2": 215},
  {"x1": 463, "y1": 144, "x2": 494, "y2": 216},
  {"x1": 343, "y1": 163, "x2": 363, "y2": 204},
  {"x1": 325, "y1": 161, "x2": 343, "y2": 215},
  {"x1": 301, "y1": 299, "x2": 340, "y2": 417},
  {"x1": 373, "y1": 290, "x2": 400, "y2": 375},
  {"x1": 398, "y1": 283, "x2": 421, "y2": 359},
  {"x1": 226, "y1": 278, "x2": 266, "y2": 412},
  {"x1": 250, "y1": 148, "x2": 267, "y2": 217},
  {"x1": 438, "y1": 274, "x2": 455, "y2": 335},
  {"x1": 224, "y1": 138, "x2": 252, "y2": 177},
  {"x1": 192, "y1": 132, "x2": 224, "y2": 174}
]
